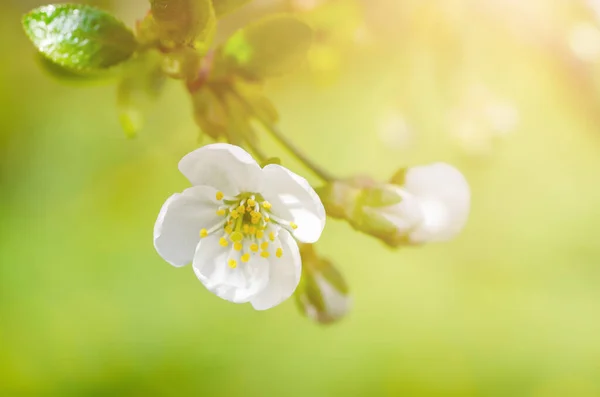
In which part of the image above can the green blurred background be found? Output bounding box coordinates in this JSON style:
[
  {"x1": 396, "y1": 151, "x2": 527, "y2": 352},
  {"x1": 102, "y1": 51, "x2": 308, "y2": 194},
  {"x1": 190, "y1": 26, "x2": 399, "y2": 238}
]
[{"x1": 3, "y1": 0, "x2": 600, "y2": 395}]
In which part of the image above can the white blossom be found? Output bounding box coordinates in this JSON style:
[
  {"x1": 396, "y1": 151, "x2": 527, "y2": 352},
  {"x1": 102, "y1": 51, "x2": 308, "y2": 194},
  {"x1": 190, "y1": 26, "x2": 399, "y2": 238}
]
[{"x1": 154, "y1": 144, "x2": 326, "y2": 310}]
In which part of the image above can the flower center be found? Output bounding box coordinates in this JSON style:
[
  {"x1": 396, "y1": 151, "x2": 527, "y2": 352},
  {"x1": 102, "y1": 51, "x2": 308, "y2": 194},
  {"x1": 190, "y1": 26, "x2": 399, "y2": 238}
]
[{"x1": 199, "y1": 191, "x2": 298, "y2": 268}]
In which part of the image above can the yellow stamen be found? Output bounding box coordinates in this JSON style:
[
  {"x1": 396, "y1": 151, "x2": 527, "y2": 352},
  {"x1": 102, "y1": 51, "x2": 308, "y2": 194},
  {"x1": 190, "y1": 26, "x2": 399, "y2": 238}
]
[
  {"x1": 262, "y1": 201, "x2": 272, "y2": 209},
  {"x1": 249, "y1": 226, "x2": 257, "y2": 235},
  {"x1": 261, "y1": 241, "x2": 269, "y2": 250},
  {"x1": 251, "y1": 217, "x2": 260, "y2": 225},
  {"x1": 290, "y1": 222, "x2": 298, "y2": 230},
  {"x1": 219, "y1": 237, "x2": 229, "y2": 247},
  {"x1": 216, "y1": 191, "x2": 224, "y2": 201},
  {"x1": 247, "y1": 198, "x2": 256, "y2": 207},
  {"x1": 241, "y1": 253, "x2": 251, "y2": 263},
  {"x1": 234, "y1": 242, "x2": 243, "y2": 251},
  {"x1": 276, "y1": 248, "x2": 283, "y2": 258},
  {"x1": 256, "y1": 230, "x2": 264, "y2": 239},
  {"x1": 250, "y1": 244, "x2": 259, "y2": 253},
  {"x1": 216, "y1": 209, "x2": 226, "y2": 216},
  {"x1": 237, "y1": 205, "x2": 246, "y2": 214},
  {"x1": 230, "y1": 210, "x2": 239, "y2": 219},
  {"x1": 230, "y1": 232, "x2": 243, "y2": 242},
  {"x1": 243, "y1": 224, "x2": 249, "y2": 234},
  {"x1": 228, "y1": 259, "x2": 237, "y2": 268},
  {"x1": 200, "y1": 228, "x2": 208, "y2": 238},
  {"x1": 225, "y1": 226, "x2": 233, "y2": 235},
  {"x1": 269, "y1": 232, "x2": 275, "y2": 241},
  {"x1": 260, "y1": 251, "x2": 270, "y2": 258}
]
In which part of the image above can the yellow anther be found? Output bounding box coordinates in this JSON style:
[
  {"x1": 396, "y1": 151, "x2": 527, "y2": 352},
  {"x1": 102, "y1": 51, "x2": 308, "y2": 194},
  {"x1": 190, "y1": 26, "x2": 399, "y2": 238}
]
[
  {"x1": 256, "y1": 230, "x2": 264, "y2": 239},
  {"x1": 261, "y1": 241, "x2": 269, "y2": 250},
  {"x1": 225, "y1": 226, "x2": 233, "y2": 235},
  {"x1": 200, "y1": 228, "x2": 208, "y2": 238},
  {"x1": 249, "y1": 226, "x2": 257, "y2": 235},
  {"x1": 228, "y1": 259, "x2": 237, "y2": 268},
  {"x1": 243, "y1": 224, "x2": 249, "y2": 234},
  {"x1": 250, "y1": 243, "x2": 259, "y2": 253},
  {"x1": 247, "y1": 198, "x2": 256, "y2": 207},
  {"x1": 216, "y1": 209, "x2": 226, "y2": 216},
  {"x1": 234, "y1": 242, "x2": 243, "y2": 251},
  {"x1": 269, "y1": 232, "x2": 275, "y2": 241},
  {"x1": 276, "y1": 248, "x2": 283, "y2": 258},
  {"x1": 230, "y1": 232, "x2": 243, "y2": 242},
  {"x1": 251, "y1": 217, "x2": 260, "y2": 225},
  {"x1": 219, "y1": 237, "x2": 229, "y2": 247},
  {"x1": 260, "y1": 251, "x2": 270, "y2": 258},
  {"x1": 230, "y1": 210, "x2": 239, "y2": 219},
  {"x1": 241, "y1": 253, "x2": 251, "y2": 263},
  {"x1": 262, "y1": 201, "x2": 272, "y2": 209},
  {"x1": 237, "y1": 205, "x2": 246, "y2": 214},
  {"x1": 216, "y1": 191, "x2": 224, "y2": 201},
  {"x1": 290, "y1": 222, "x2": 298, "y2": 230}
]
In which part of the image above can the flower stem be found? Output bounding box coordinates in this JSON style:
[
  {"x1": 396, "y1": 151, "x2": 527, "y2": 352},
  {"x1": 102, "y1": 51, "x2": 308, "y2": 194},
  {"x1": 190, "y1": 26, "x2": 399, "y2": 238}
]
[
  {"x1": 258, "y1": 122, "x2": 335, "y2": 183},
  {"x1": 228, "y1": 89, "x2": 335, "y2": 183}
]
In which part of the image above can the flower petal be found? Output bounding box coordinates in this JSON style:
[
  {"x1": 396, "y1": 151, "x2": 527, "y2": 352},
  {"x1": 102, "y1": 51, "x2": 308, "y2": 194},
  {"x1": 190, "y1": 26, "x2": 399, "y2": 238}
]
[
  {"x1": 261, "y1": 164, "x2": 326, "y2": 243},
  {"x1": 154, "y1": 185, "x2": 221, "y2": 267},
  {"x1": 178, "y1": 143, "x2": 263, "y2": 195},
  {"x1": 251, "y1": 229, "x2": 302, "y2": 310},
  {"x1": 193, "y1": 235, "x2": 270, "y2": 303},
  {"x1": 403, "y1": 163, "x2": 471, "y2": 243},
  {"x1": 377, "y1": 190, "x2": 424, "y2": 234}
]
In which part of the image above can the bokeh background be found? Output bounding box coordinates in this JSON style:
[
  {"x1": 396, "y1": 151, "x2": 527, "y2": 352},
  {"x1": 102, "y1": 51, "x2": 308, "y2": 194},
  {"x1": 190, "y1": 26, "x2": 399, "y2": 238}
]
[{"x1": 3, "y1": 0, "x2": 600, "y2": 395}]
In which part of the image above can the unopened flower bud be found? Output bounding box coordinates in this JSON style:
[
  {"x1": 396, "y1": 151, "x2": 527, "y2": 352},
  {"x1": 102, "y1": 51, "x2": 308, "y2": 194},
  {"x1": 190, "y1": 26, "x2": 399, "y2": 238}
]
[
  {"x1": 318, "y1": 163, "x2": 470, "y2": 247},
  {"x1": 295, "y1": 245, "x2": 351, "y2": 324}
]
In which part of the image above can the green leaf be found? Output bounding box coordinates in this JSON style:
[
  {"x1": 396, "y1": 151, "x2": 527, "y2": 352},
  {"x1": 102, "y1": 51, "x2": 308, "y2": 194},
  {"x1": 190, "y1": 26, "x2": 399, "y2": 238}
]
[
  {"x1": 35, "y1": 53, "x2": 115, "y2": 84},
  {"x1": 150, "y1": 0, "x2": 216, "y2": 51},
  {"x1": 23, "y1": 4, "x2": 137, "y2": 70},
  {"x1": 221, "y1": 14, "x2": 313, "y2": 79},
  {"x1": 213, "y1": 0, "x2": 251, "y2": 18}
]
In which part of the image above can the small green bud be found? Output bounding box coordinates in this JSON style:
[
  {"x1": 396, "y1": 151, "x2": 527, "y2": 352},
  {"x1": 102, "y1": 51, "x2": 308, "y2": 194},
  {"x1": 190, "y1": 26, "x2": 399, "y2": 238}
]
[{"x1": 295, "y1": 245, "x2": 351, "y2": 325}]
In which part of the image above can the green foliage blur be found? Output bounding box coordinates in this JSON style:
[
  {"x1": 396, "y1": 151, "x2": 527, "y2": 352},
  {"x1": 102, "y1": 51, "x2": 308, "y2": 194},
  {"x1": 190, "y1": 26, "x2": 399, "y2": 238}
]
[{"x1": 3, "y1": 0, "x2": 600, "y2": 395}]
